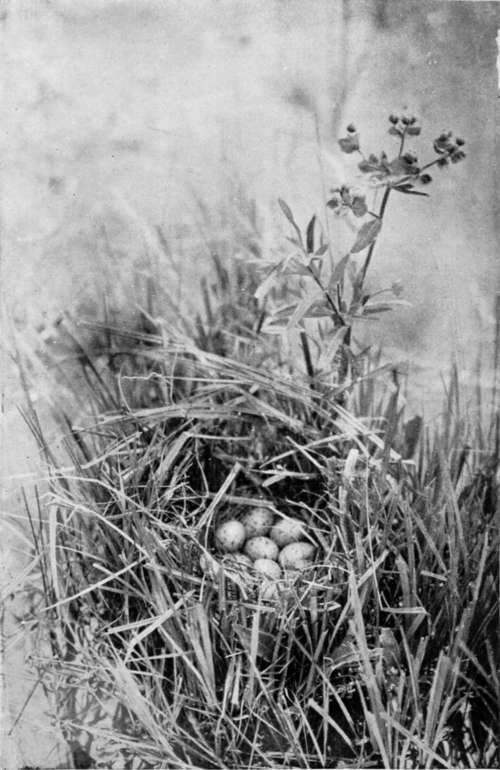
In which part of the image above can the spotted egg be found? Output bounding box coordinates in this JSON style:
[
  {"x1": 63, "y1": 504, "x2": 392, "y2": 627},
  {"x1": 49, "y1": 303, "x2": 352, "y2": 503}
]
[
  {"x1": 244, "y1": 536, "x2": 279, "y2": 562},
  {"x1": 241, "y1": 506, "x2": 274, "y2": 538},
  {"x1": 253, "y1": 558, "x2": 282, "y2": 581},
  {"x1": 215, "y1": 520, "x2": 246, "y2": 552},
  {"x1": 270, "y1": 517, "x2": 307, "y2": 547},
  {"x1": 278, "y1": 541, "x2": 315, "y2": 570}
]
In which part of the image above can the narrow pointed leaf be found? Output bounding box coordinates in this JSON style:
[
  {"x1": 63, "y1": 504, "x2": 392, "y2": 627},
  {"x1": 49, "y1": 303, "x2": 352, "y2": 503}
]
[
  {"x1": 393, "y1": 186, "x2": 429, "y2": 197},
  {"x1": 278, "y1": 198, "x2": 303, "y2": 245},
  {"x1": 350, "y1": 219, "x2": 382, "y2": 254},
  {"x1": 329, "y1": 254, "x2": 350, "y2": 289},
  {"x1": 286, "y1": 294, "x2": 322, "y2": 330},
  {"x1": 306, "y1": 215, "x2": 316, "y2": 253},
  {"x1": 254, "y1": 265, "x2": 280, "y2": 301}
]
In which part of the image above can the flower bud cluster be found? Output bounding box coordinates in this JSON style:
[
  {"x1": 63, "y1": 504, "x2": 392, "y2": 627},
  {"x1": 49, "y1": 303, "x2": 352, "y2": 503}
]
[
  {"x1": 433, "y1": 132, "x2": 466, "y2": 167},
  {"x1": 336, "y1": 117, "x2": 466, "y2": 201},
  {"x1": 388, "y1": 113, "x2": 421, "y2": 137},
  {"x1": 327, "y1": 184, "x2": 367, "y2": 217}
]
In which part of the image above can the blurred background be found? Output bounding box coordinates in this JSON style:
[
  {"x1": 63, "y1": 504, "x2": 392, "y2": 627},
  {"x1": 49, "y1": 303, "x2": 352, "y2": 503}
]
[
  {"x1": 1, "y1": 1, "x2": 498, "y2": 765},
  {"x1": 2, "y1": 0, "x2": 499, "y2": 374}
]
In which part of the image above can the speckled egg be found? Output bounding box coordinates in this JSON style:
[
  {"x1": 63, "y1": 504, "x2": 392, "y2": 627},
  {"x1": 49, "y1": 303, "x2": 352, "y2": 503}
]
[
  {"x1": 253, "y1": 558, "x2": 282, "y2": 580},
  {"x1": 244, "y1": 536, "x2": 279, "y2": 562},
  {"x1": 215, "y1": 520, "x2": 246, "y2": 552},
  {"x1": 278, "y1": 541, "x2": 315, "y2": 570},
  {"x1": 242, "y1": 507, "x2": 274, "y2": 538},
  {"x1": 270, "y1": 517, "x2": 307, "y2": 547}
]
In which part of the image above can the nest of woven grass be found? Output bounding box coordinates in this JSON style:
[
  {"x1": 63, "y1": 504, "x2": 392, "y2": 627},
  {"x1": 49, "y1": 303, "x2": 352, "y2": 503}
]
[{"x1": 17, "y1": 295, "x2": 498, "y2": 770}]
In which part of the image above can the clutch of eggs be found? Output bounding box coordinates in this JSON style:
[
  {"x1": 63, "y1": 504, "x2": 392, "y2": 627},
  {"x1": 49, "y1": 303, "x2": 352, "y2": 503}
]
[{"x1": 211, "y1": 512, "x2": 315, "y2": 586}]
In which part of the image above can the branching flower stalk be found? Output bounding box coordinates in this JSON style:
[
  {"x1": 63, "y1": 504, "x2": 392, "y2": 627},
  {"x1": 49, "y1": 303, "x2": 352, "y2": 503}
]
[{"x1": 267, "y1": 113, "x2": 466, "y2": 392}]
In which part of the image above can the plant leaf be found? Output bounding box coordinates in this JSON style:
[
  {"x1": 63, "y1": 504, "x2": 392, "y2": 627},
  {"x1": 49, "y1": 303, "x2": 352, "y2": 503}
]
[
  {"x1": 307, "y1": 257, "x2": 322, "y2": 281},
  {"x1": 388, "y1": 126, "x2": 403, "y2": 137},
  {"x1": 286, "y1": 293, "x2": 323, "y2": 330},
  {"x1": 387, "y1": 156, "x2": 416, "y2": 176},
  {"x1": 304, "y1": 300, "x2": 335, "y2": 318},
  {"x1": 254, "y1": 265, "x2": 280, "y2": 301},
  {"x1": 278, "y1": 197, "x2": 294, "y2": 223},
  {"x1": 306, "y1": 215, "x2": 316, "y2": 254},
  {"x1": 338, "y1": 135, "x2": 360, "y2": 154},
  {"x1": 315, "y1": 243, "x2": 329, "y2": 257},
  {"x1": 317, "y1": 326, "x2": 349, "y2": 370},
  {"x1": 393, "y1": 186, "x2": 429, "y2": 197},
  {"x1": 406, "y1": 125, "x2": 421, "y2": 136},
  {"x1": 362, "y1": 299, "x2": 412, "y2": 315},
  {"x1": 350, "y1": 219, "x2": 382, "y2": 254},
  {"x1": 278, "y1": 198, "x2": 303, "y2": 245},
  {"x1": 329, "y1": 254, "x2": 350, "y2": 289},
  {"x1": 358, "y1": 159, "x2": 375, "y2": 173},
  {"x1": 351, "y1": 195, "x2": 368, "y2": 218},
  {"x1": 282, "y1": 257, "x2": 312, "y2": 277}
]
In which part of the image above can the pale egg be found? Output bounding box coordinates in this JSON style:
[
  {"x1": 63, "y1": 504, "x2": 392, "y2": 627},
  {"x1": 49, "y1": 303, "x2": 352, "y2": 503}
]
[
  {"x1": 278, "y1": 541, "x2": 315, "y2": 570},
  {"x1": 215, "y1": 520, "x2": 246, "y2": 552},
  {"x1": 242, "y1": 506, "x2": 273, "y2": 538},
  {"x1": 253, "y1": 558, "x2": 282, "y2": 580},
  {"x1": 270, "y1": 517, "x2": 307, "y2": 547},
  {"x1": 244, "y1": 536, "x2": 279, "y2": 562}
]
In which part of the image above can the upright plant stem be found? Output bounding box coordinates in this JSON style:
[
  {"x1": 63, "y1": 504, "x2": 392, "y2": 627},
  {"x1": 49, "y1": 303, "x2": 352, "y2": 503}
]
[
  {"x1": 359, "y1": 185, "x2": 391, "y2": 285},
  {"x1": 342, "y1": 183, "x2": 392, "y2": 373}
]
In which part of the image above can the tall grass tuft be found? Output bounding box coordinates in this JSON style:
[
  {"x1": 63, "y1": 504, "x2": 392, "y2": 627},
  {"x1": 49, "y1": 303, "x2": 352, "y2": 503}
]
[{"x1": 16, "y1": 288, "x2": 498, "y2": 768}]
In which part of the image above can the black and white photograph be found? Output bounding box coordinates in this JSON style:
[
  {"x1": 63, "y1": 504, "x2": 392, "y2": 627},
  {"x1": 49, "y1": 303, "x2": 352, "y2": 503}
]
[{"x1": 1, "y1": 1, "x2": 499, "y2": 767}]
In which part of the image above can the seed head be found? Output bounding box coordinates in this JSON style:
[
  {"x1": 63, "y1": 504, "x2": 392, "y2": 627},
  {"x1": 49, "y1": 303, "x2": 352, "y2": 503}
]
[
  {"x1": 346, "y1": 123, "x2": 356, "y2": 134},
  {"x1": 403, "y1": 151, "x2": 418, "y2": 164},
  {"x1": 389, "y1": 114, "x2": 399, "y2": 124},
  {"x1": 450, "y1": 149, "x2": 466, "y2": 164}
]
